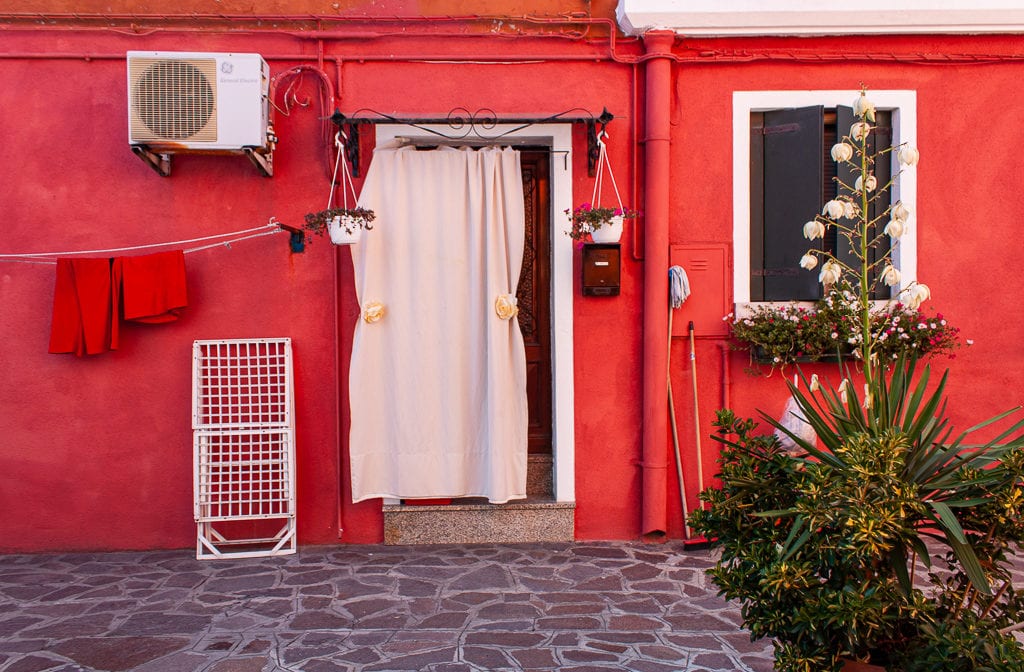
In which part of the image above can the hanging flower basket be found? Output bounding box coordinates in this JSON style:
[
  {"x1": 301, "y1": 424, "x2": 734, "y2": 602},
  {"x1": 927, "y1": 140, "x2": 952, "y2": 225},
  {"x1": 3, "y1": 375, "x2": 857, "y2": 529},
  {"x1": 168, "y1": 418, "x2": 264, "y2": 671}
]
[
  {"x1": 304, "y1": 207, "x2": 376, "y2": 245},
  {"x1": 566, "y1": 132, "x2": 637, "y2": 243},
  {"x1": 303, "y1": 131, "x2": 375, "y2": 246}
]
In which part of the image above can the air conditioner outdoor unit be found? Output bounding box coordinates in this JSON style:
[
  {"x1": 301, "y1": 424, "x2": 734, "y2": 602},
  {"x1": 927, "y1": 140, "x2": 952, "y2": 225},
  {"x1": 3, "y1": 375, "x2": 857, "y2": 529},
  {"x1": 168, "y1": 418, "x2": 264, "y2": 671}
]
[{"x1": 127, "y1": 51, "x2": 273, "y2": 175}]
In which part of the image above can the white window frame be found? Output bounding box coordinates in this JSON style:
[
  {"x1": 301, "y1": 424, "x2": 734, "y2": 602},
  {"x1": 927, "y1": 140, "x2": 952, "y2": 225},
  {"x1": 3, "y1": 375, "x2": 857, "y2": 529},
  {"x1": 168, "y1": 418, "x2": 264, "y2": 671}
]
[{"x1": 733, "y1": 90, "x2": 917, "y2": 310}]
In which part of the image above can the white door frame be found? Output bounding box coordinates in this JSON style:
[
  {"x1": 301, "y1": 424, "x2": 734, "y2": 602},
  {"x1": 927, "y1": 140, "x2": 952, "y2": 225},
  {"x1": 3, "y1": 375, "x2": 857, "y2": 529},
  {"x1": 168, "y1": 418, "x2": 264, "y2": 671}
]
[{"x1": 373, "y1": 124, "x2": 576, "y2": 503}]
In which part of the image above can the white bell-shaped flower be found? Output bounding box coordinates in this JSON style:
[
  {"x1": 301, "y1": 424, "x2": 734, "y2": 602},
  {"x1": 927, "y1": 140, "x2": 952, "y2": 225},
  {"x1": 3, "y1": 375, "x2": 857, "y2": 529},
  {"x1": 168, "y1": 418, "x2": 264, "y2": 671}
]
[
  {"x1": 803, "y1": 220, "x2": 825, "y2": 241},
  {"x1": 831, "y1": 142, "x2": 854, "y2": 162},
  {"x1": 898, "y1": 145, "x2": 920, "y2": 166},
  {"x1": 819, "y1": 260, "x2": 842, "y2": 286}
]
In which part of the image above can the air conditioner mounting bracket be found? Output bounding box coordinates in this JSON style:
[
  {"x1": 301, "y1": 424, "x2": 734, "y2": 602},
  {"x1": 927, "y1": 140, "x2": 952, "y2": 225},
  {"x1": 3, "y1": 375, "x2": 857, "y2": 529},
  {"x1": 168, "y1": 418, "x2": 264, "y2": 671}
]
[
  {"x1": 131, "y1": 145, "x2": 274, "y2": 178},
  {"x1": 131, "y1": 145, "x2": 172, "y2": 177}
]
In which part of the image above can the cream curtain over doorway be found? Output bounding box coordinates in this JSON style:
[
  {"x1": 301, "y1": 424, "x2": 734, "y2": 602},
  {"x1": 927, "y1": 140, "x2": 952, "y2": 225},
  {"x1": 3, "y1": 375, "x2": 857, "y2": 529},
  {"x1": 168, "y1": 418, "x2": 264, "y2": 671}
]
[{"x1": 349, "y1": 144, "x2": 529, "y2": 504}]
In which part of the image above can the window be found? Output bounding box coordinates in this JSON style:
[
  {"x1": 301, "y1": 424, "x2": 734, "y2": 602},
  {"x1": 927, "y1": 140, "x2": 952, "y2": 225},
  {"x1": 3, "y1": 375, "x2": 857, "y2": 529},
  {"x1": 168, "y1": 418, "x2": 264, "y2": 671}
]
[{"x1": 733, "y1": 90, "x2": 917, "y2": 306}]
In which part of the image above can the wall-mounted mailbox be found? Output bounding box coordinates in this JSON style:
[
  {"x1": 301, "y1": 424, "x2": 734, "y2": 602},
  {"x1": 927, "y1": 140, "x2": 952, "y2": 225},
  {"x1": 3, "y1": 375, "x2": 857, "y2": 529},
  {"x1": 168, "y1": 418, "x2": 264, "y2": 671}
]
[{"x1": 582, "y1": 243, "x2": 621, "y2": 296}]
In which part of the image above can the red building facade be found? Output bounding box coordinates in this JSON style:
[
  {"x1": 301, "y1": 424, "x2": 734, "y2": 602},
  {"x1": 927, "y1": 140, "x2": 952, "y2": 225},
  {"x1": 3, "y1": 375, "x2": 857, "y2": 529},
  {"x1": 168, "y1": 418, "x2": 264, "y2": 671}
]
[{"x1": 3, "y1": 1, "x2": 1023, "y2": 552}]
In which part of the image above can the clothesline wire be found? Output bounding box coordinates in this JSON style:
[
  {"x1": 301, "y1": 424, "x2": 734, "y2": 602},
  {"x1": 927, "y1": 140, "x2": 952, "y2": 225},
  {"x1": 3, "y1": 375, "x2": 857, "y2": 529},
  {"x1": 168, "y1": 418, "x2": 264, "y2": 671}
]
[
  {"x1": 0, "y1": 221, "x2": 284, "y2": 260},
  {"x1": 184, "y1": 230, "x2": 283, "y2": 255}
]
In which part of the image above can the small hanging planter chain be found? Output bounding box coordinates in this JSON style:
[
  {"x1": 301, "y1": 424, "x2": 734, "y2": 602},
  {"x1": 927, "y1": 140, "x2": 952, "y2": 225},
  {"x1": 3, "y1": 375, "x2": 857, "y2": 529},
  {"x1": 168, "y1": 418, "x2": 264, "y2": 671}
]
[
  {"x1": 328, "y1": 131, "x2": 359, "y2": 213},
  {"x1": 590, "y1": 131, "x2": 625, "y2": 216},
  {"x1": 303, "y1": 130, "x2": 376, "y2": 246}
]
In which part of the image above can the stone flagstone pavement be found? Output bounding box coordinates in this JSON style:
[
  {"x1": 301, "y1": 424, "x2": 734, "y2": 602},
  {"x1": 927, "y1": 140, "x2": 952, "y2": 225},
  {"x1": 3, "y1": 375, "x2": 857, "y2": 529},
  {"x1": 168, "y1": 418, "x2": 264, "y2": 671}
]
[{"x1": 0, "y1": 542, "x2": 774, "y2": 672}]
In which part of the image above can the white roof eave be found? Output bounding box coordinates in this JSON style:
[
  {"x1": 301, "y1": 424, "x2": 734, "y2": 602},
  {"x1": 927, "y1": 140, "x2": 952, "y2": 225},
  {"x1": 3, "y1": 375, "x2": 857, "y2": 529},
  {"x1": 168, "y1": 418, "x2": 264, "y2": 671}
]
[{"x1": 617, "y1": 0, "x2": 1024, "y2": 36}]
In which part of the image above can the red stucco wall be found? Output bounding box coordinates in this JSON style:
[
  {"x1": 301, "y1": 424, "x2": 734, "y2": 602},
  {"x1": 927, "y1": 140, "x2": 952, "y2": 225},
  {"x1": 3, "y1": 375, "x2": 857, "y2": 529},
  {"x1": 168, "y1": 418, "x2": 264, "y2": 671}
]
[{"x1": 2, "y1": 15, "x2": 1022, "y2": 552}]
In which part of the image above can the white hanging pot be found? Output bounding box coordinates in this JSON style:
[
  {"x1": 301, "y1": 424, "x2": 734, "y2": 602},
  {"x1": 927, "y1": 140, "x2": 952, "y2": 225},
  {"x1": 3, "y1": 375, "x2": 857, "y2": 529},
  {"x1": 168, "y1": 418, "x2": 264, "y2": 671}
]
[
  {"x1": 328, "y1": 215, "x2": 363, "y2": 245},
  {"x1": 590, "y1": 215, "x2": 624, "y2": 244}
]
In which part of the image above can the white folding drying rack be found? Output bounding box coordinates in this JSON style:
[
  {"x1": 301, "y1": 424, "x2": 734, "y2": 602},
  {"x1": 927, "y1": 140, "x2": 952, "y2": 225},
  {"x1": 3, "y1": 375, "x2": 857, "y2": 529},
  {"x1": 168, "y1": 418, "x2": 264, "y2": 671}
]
[{"x1": 192, "y1": 338, "x2": 296, "y2": 559}]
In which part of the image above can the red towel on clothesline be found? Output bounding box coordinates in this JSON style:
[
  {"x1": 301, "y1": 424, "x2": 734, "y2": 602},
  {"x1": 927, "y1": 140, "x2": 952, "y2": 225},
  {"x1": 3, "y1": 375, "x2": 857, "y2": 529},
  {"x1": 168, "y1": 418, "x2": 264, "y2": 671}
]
[
  {"x1": 48, "y1": 250, "x2": 188, "y2": 356},
  {"x1": 114, "y1": 250, "x2": 188, "y2": 323},
  {"x1": 48, "y1": 258, "x2": 117, "y2": 356}
]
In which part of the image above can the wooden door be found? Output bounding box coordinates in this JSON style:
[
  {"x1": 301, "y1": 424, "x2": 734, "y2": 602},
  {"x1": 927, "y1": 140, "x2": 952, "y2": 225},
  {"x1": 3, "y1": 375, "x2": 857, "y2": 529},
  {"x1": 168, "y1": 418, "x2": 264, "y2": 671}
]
[{"x1": 516, "y1": 151, "x2": 552, "y2": 455}]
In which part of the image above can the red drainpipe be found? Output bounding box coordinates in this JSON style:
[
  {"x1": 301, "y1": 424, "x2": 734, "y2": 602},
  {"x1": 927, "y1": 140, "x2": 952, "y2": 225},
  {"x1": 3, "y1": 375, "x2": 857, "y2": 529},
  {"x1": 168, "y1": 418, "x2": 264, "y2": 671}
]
[{"x1": 640, "y1": 30, "x2": 675, "y2": 540}]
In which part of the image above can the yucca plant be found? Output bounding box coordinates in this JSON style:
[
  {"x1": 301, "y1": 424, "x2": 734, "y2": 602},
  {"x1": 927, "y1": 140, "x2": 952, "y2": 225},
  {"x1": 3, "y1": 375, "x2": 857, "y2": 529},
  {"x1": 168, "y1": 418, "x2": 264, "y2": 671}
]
[
  {"x1": 692, "y1": 85, "x2": 1024, "y2": 671},
  {"x1": 693, "y1": 377, "x2": 1024, "y2": 670}
]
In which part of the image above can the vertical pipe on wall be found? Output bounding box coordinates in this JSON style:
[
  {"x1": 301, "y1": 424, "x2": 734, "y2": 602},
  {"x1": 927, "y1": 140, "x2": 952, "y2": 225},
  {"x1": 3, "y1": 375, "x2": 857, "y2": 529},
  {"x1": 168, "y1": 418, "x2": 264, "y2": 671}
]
[{"x1": 640, "y1": 30, "x2": 675, "y2": 540}]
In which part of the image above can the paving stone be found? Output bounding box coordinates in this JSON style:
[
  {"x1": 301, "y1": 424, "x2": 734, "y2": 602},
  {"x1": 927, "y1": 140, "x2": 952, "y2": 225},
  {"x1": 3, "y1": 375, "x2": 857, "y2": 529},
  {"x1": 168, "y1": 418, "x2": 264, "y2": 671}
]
[
  {"x1": 571, "y1": 546, "x2": 631, "y2": 559},
  {"x1": 464, "y1": 631, "x2": 547, "y2": 647},
  {"x1": 301, "y1": 660, "x2": 353, "y2": 672},
  {"x1": 509, "y1": 647, "x2": 559, "y2": 669},
  {"x1": 416, "y1": 612, "x2": 469, "y2": 629},
  {"x1": 21, "y1": 614, "x2": 114, "y2": 638},
  {"x1": 362, "y1": 647, "x2": 458, "y2": 671},
  {"x1": 132, "y1": 651, "x2": 209, "y2": 672},
  {"x1": 283, "y1": 644, "x2": 346, "y2": 665},
  {"x1": 586, "y1": 641, "x2": 629, "y2": 654},
  {"x1": 204, "y1": 575, "x2": 279, "y2": 593},
  {"x1": 573, "y1": 575, "x2": 623, "y2": 591},
  {"x1": 588, "y1": 632, "x2": 659, "y2": 644},
  {"x1": 208, "y1": 658, "x2": 269, "y2": 672},
  {"x1": 737, "y1": 655, "x2": 776, "y2": 672},
  {"x1": 620, "y1": 563, "x2": 665, "y2": 581},
  {"x1": 536, "y1": 615, "x2": 604, "y2": 629},
  {"x1": 625, "y1": 660, "x2": 687, "y2": 672},
  {"x1": 301, "y1": 597, "x2": 333, "y2": 610},
  {"x1": 284, "y1": 570, "x2": 343, "y2": 586},
  {"x1": 3, "y1": 655, "x2": 65, "y2": 672},
  {"x1": 663, "y1": 613, "x2": 734, "y2": 631},
  {"x1": 473, "y1": 619, "x2": 535, "y2": 631},
  {"x1": 50, "y1": 636, "x2": 190, "y2": 671},
  {"x1": 550, "y1": 632, "x2": 580, "y2": 646},
  {"x1": 690, "y1": 651, "x2": 741, "y2": 669},
  {"x1": 609, "y1": 597, "x2": 663, "y2": 614},
  {"x1": 334, "y1": 646, "x2": 382, "y2": 664},
  {"x1": 447, "y1": 566, "x2": 511, "y2": 591},
  {"x1": 606, "y1": 615, "x2": 666, "y2": 631},
  {"x1": 637, "y1": 645, "x2": 687, "y2": 661},
  {"x1": 477, "y1": 602, "x2": 540, "y2": 619},
  {"x1": 461, "y1": 646, "x2": 512, "y2": 669},
  {"x1": 358, "y1": 613, "x2": 412, "y2": 629},
  {"x1": 562, "y1": 649, "x2": 621, "y2": 663},
  {"x1": 343, "y1": 598, "x2": 403, "y2": 618},
  {"x1": 289, "y1": 611, "x2": 351, "y2": 630},
  {"x1": 240, "y1": 639, "x2": 273, "y2": 654},
  {"x1": 0, "y1": 616, "x2": 45, "y2": 637},
  {"x1": 114, "y1": 613, "x2": 212, "y2": 635},
  {"x1": 545, "y1": 602, "x2": 605, "y2": 616},
  {"x1": 662, "y1": 633, "x2": 726, "y2": 649}
]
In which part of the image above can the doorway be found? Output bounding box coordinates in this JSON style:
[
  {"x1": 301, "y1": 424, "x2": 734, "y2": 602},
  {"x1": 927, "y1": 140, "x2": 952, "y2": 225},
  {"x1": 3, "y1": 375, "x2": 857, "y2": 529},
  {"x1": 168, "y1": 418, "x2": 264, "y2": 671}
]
[{"x1": 371, "y1": 125, "x2": 576, "y2": 503}]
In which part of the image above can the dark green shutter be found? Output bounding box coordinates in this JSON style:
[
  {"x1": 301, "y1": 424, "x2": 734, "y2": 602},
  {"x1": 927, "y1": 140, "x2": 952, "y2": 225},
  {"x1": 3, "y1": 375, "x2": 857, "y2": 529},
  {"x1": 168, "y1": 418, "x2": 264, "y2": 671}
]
[
  {"x1": 836, "y1": 106, "x2": 892, "y2": 299},
  {"x1": 751, "y1": 106, "x2": 824, "y2": 301}
]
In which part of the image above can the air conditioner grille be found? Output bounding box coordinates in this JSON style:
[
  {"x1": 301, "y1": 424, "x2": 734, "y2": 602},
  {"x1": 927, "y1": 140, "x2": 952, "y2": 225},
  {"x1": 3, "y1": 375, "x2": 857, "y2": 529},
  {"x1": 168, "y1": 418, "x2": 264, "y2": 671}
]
[{"x1": 130, "y1": 58, "x2": 217, "y2": 142}]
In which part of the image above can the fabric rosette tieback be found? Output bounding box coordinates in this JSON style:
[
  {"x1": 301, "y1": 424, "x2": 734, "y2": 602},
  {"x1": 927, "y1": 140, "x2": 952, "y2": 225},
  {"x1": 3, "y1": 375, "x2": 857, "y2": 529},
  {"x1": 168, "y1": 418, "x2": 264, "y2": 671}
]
[{"x1": 494, "y1": 294, "x2": 518, "y2": 320}]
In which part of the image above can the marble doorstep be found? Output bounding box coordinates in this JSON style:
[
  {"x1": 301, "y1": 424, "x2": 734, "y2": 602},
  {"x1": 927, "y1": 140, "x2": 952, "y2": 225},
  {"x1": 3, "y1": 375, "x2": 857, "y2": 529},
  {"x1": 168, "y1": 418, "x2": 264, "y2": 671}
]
[
  {"x1": 382, "y1": 454, "x2": 574, "y2": 545},
  {"x1": 382, "y1": 499, "x2": 575, "y2": 545}
]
